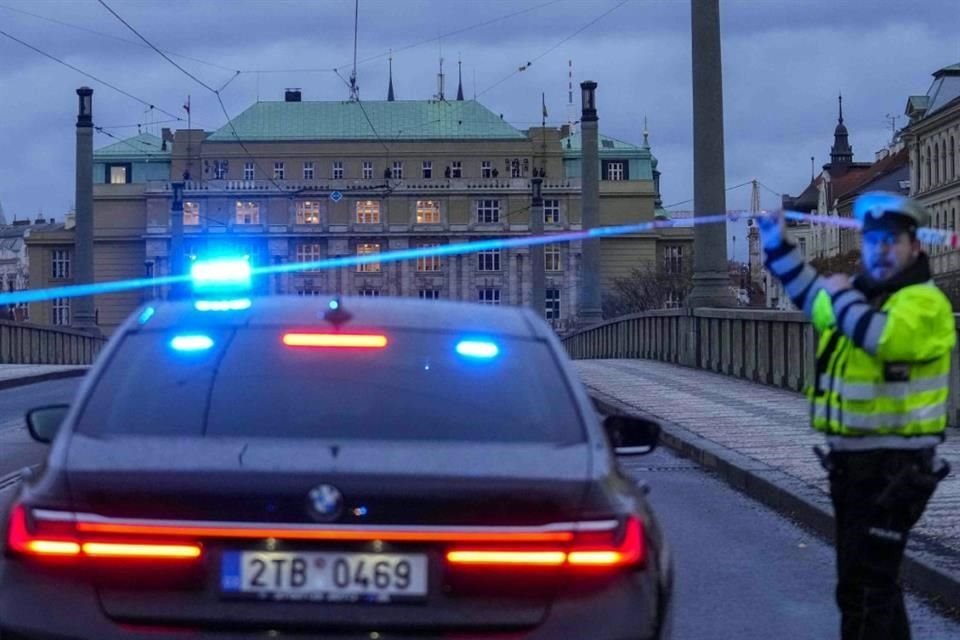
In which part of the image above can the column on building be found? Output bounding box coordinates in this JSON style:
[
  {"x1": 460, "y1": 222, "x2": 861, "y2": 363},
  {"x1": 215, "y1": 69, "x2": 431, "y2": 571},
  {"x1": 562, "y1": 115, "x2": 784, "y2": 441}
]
[
  {"x1": 565, "y1": 242, "x2": 580, "y2": 324},
  {"x1": 461, "y1": 251, "x2": 472, "y2": 304},
  {"x1": 328, "y1": 238, "x2": 350, "y2": 295},
  {"x1": 388, "y1": 237, "x2": 410, "y2": 296},
  {"x1": 448, "y1": 253, "x2": 459, "y2": 300},
  {"x1": 268, "y1": 238, "x2": 289, "y2": 295},
  {"x1": 508, "y1": 249, "x2": 520, "y2": 305}
]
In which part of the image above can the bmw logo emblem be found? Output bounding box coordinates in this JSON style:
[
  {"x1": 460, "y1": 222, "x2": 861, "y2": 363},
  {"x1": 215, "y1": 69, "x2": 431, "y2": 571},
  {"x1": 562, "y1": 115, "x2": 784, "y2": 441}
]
[{"x1": 308, "y1": 484, "x2": 344, "y2": 522}]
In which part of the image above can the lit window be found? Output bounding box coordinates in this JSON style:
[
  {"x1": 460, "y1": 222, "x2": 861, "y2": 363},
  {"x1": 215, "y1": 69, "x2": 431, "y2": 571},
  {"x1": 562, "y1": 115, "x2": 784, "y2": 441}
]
[
  {"x1": 244, "y1": 162, "x2": 255, "y2": 181},
  {"x1": 451, "y1": 161, "x2": 463, "y2": 178},
  {"x1": 418, "y1": 289, "x2": 441, "y2": 300},
  {"x1": 358, "y1": 288, "x2": 381, "y2": 297},
  {"x1": 363, "y1": 161, "x2": 374, "y2": 180},
  {"x1": 235, "y1": 201, "x2": 260, "y2": 225},
  {"x1": 416, "y1": 200, "x2": 441, "y2": 224},
  {"x1": 52, "y1": 297, "x2": 70, "y2": 326},
  {"x1": 296, "y1": 243, "x2": 322, "y2": 265},
  {"x1": 545, "y1": 244, "x2": 562, "y2": 272},
  {"x1": 296, "y1": 200, "x2": 322, "y2": 224},
  {"x1": 51, "y1": 249, "x2": 71, "y2": 279},
  {"x1": 109, "y1": 165, "x2": 128, "y2": 184},
  {"x1": 664, "y1": 245, "x2": 683, "y2": 274},
  {"x1": 476, "y1": 199, "x2": 500, "y2": 224},
  {"x1": 356, "y1": 243, "x2": 381, "y2": 273},
  {"x1": 356, "y1": 200, "x2": 381, "y2": 225},
  {"x1": 183, "y1": 201, "x2": 200, "y2": 225},
  {"x1": 478, "y1": 288, "x2": 501, "y2": 305},
  {"x1": 477, "y1": 249, "x2": 501, "y2": 272},
  {"x1": 422, "y1": 161, "x2": 432, "y2": 179},
  {"x1": 545, "y1": 288, "x2": 561, "y2": 320},
  {"x1": 303, "y1": 161, "x2": 314, "y2": 180},
  {"x1": 416, "y1": 244, "x2": 441, "y2": 272},
  {"x1": 333, "y1": 161, "x2": 344, "y2": 180},
  {"x1": 274, "y1": 162, "x2": 285, "y2": 180},
  {"x1": 482, "y1": 160, "x2": 493, "y2": 178},
  {"x1": 544, "y1": 199, "x2": 560, "y2": 224},
  {"x1": 392, "y1": 161, "x2": 404, "y2": 179}
]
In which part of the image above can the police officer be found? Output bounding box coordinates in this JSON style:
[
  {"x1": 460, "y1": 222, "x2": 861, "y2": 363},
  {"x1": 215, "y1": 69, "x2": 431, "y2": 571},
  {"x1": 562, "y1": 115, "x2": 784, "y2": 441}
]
[{"x1": 758, "y1": 191, "x2": 954, "y2": 639}]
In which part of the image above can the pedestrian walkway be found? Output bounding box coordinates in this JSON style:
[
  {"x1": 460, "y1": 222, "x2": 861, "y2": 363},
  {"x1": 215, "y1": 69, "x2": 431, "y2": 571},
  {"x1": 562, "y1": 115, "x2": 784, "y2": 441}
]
[
  {"x1": 574, "y1": 359, "x2": 960, "y2": 604},
  {"x1": 0, "y1": 365, "x2": 87, "y2": 390}
]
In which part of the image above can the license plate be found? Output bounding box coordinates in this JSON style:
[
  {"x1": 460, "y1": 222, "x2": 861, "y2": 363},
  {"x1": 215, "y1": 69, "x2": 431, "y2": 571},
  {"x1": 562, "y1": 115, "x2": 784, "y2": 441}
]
[{"x1": 221, "y1": 551, "x2": 428, "y2": 602}]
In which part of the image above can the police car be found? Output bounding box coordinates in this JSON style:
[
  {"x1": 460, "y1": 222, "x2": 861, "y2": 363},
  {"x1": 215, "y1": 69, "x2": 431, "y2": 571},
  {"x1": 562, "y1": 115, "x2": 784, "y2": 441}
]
[{"x1": 0, "y1": 258, "x2": 673, "y2": 639}]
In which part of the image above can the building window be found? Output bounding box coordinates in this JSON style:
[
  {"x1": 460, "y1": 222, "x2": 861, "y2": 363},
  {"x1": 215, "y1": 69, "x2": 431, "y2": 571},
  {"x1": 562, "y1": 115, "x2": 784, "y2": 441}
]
[
  {"x1": 296, "y1": 243, "x2": 322, "y2": 265},
  {"x1": 544, "y1": 199, "x2": 560, "y2": 224},
  {"x1": 545, "y1": 288, "x2": 561, "y2": 320},
  {"x1": 183, "y1": 201, "x2": 200, "y2": 225},
  {"x1": 296, "y1": 288, "x2": 322, "y2": 296},
  {"x1": 476, "y1": 199, "x2": 501, "y2": 224},
  {"x1": 51, "y1": 298, "x2": 70, "y2": 326},
  {"x1": 477, "y1": 249, "x2": 501, "y2": 272},
  {"x1": 363, "y1": 161, "x2": 374, "y2": 180},
  {"x1": 332, "y1": 161, "x2": 344, "y2": 180},
  {"x1": 664, "y1": 245, "x2": 683, "y2": 274},
  {"x1": 51, "y1": 249, "x2": 71, "y2": 279},
  {"x1": 303, "y1": 161, "x2": 314, "y2": 180},
  {"x1": 416, "y1": 244, "x2": 441, "y2": 272},
  {"x1": 418, "y1": 289, "x2": 441, "y2": 300},
  {"x1": 603, "y1": 160, "x2": 626, "y2": 181},
  {"x1": 416, "y1": 200, "x2": 441, "y2": 224},
  {"x1": 481, "y1": 160, "x2": 493, "y2": 178},
  {"x1": 545, "y1": 244, "x2": 562, "y2": 271},
  {"x1": 107, "y1": 163, "x2": 130, "y2": 184},
  {"x1": 510, "y1": 159, "x2": 522, "y2": 178},
  {"x1": 213, "y1": 160, "x2": 228, "y2": 180},
  {"x1": 422, "y1": 161, "x2": 432, "y2": 179},
  {"x1": 798, "y1": 237, "x2": 807, "y2": 257},
  {"x1": 235, "y1": 201, "x2": 260, "y2": 225},
  {"x1": 273, "y1": 162, "x2": 285, "y2": 180},
  {"x1": 664, "y1": 291, "x2": 682, "y2": 309},
  {"x1": 355, "y1": 200, "x2": 381, "y2": 225},
  {"x1": 478, "y1": 288, "x2": 501, "y2": 305},
  {"x1": 296, "y1": 200, "x2": 322, "y2": 224},
  {"x1": 244, "y1": 161, "x2": 255, "y2": 181},
  {"x1": 451, "y1": 161, "x2": 463, "y2": 178},
  {"x1": 356, "y1": 243, "x2": 381, "y2": 273},
  {"x1": 358, "y1": 289, "x2": 381, "y2": 297},
  {"x1": 391, "y1": 161, "x2": 404, "y2": 179}
]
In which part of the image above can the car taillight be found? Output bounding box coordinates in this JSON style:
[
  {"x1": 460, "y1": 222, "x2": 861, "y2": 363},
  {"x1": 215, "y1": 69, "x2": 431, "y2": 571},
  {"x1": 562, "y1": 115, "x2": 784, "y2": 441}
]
[
  {"x1": 445, "y1": 516, "x2": 644, "y2": 569},
  {"x1": 5, "y1": 504, "x2": 202, "y2": 562}
]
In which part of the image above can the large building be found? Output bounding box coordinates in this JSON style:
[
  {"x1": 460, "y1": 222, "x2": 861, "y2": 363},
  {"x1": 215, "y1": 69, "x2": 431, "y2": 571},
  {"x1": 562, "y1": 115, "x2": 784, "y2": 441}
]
[
  {"x1": 28, "y1": 90, "x2": 690, "y2": 334},
  {"x1": 902, "y1": 62, "x2": 960, "y2": 299}
]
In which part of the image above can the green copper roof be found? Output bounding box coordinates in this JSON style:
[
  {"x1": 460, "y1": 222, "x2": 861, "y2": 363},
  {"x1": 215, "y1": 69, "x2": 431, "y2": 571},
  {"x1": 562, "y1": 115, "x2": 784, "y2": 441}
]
[
  {"x1": 206, "y1": 100, "x2": 527, "y2": 142},
  {"x1": 94, "y1": 133, "x2": 169, "y2": 160},
  {"x1": 562, "y1": 132, "x2": 647, "y2": 154}
]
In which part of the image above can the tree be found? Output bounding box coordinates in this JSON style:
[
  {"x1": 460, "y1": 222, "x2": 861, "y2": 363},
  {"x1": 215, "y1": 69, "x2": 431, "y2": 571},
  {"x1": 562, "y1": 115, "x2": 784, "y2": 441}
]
[
  {"x1": 810, "y1": 250, "x2": 862, "y2": 275},
  {"x1": 601, "y1": 262, "x2": 693, "y2": 318}
]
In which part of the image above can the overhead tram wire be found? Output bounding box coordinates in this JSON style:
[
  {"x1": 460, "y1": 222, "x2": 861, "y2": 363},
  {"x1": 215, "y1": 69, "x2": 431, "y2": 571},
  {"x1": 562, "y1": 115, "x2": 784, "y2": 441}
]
[
  {"x1": 477, "y1": 0, "x2": 630, "y2": 98},
  {"x1": 0, "y1": 27, "x2": 183, "y2": 121},
  {"x1": 663, "y1": 181, "x2": 755, "y2": 209}
]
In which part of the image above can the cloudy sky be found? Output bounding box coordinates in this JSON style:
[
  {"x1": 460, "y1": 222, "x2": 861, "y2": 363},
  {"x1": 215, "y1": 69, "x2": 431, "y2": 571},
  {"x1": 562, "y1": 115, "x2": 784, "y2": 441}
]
[{"x1": 1, "y1": 0, "x2": 958, "y2": 259}]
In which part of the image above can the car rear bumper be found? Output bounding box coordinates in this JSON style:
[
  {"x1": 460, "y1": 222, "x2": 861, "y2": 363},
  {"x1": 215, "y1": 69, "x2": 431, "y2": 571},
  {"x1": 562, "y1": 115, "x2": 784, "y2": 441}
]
[{"x1": 0, "y1": 558, "x2": 670, "y2": 640}]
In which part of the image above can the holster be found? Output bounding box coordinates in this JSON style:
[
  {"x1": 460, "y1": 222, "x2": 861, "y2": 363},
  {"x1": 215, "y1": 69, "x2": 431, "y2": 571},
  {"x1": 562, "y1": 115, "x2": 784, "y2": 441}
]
[{"x1": 875, "y1": 457, "x2": 950, "y2": 510}]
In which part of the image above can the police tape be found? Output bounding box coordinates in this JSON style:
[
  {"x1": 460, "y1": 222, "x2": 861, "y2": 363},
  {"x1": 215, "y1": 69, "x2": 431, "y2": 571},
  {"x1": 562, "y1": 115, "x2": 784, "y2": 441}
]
[{"x1": 0, "y1": 210, "x2": 956, "y2": 307}]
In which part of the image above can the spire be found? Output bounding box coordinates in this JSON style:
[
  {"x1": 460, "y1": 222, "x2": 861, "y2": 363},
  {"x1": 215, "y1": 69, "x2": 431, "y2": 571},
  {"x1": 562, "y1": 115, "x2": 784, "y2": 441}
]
[
  {"x1": 830, "y1": 91, "x2": 853, "y2": 174},
  {"x1": 387, "y1": 54, "x2": 395, "y2": 102},
  {"x1": 642, "y1": 115, "x2": 650, "y2": 148},
  {"x1": 456, "y1": 59, "x2": 464, "y2": 101}
]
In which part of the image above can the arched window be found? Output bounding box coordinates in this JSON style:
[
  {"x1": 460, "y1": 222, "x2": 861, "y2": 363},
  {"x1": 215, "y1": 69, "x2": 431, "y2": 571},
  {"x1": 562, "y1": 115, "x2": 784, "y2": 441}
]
[
  {"x1": 925, "y1": 146, "x2": 932, "y2": 190},
  {"x1": 941, "y1": 140, "x2": 947, "y2": 184},
  {"x1": 933, "y1": 144, "x2": 940, "y2": 187},
  {"x1": 951, "y1": 136, "x2": 956, "y2": 181}
]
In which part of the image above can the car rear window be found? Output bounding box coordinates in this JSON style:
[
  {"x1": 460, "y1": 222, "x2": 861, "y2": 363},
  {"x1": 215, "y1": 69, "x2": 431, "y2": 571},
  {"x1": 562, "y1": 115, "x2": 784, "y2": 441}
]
[{"x1": 75, "y1": 327, "x2": 585, "y2": 443}]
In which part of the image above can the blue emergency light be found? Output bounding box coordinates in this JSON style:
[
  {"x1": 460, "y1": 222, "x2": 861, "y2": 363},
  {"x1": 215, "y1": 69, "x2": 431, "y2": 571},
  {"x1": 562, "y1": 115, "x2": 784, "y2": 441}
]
[
  {"x1": 194, "y1": 298, "x2": 252, "y2": 312},
  {"x1": 455, "y1": 340, "x2": 500, "y2": 359},
  {"x1": 170, "y1": 334, "x2": 214, "y2": 352},
  {"x1": 190, "y1": 257, "x2": 252, "y2": 294}
]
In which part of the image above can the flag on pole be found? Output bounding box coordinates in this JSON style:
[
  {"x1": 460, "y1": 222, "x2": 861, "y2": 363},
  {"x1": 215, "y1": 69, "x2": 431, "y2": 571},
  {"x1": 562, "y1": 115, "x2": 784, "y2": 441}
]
[{"x1": 542, "y1": 93, "x2": 548, "y2": 119}]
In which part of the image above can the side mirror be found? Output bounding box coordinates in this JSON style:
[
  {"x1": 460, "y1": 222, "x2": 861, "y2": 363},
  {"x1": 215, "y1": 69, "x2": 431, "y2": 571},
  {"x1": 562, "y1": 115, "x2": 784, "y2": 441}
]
[
  {"x1": 26, "y1": 405, "x2": 70, "y2": 444},
  {"x1": 603, "y1": 414, "x2": 660, "y2": 456}
]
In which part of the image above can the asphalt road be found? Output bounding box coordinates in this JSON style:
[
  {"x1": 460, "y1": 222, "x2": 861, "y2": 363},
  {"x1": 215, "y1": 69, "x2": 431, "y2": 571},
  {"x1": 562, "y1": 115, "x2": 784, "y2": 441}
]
[
  {"x1": 1, "y1": 379, "x2": 958, "y2": 638},
  {"x1": 624, "y1": 447, "x2": 960, "y2": 639}
]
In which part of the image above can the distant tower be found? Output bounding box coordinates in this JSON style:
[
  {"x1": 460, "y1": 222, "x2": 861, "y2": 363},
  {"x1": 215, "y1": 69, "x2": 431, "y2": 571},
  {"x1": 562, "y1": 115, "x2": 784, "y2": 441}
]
[
  {"x1": 387, "y1": 55, "x2": 395, "y2": 101},
  {"x1": 457, "y1": 59, "x2": 464, "y2": 101},
  {"x1": 435, "y1": 58, "x2": 445, "y2": 101},
  {"x1": 830, "y1": 93, "x2": 854, "y2": 175},
  {"x1": 566, "y1": 59, "x2": 575, "y2": 136}
]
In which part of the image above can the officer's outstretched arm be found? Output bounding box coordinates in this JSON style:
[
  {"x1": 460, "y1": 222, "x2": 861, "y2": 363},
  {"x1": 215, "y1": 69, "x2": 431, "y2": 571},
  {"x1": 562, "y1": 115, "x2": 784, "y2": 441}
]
[
  {"x1": 762, "y1": 239, "x2": 826, "y2": 320},
  {"x1": 826, "y1": 285, "x2": 956, "y2": 361}
]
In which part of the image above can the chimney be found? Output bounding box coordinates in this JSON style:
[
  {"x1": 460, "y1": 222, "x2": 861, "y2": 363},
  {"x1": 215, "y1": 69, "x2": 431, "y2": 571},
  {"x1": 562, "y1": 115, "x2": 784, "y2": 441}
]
[
  {"x1": 161, "y1": 127, "x2": 173, "y2": 151},
  {"x1": 285, "y1": 88, "x2": 302, "y2": 102}
]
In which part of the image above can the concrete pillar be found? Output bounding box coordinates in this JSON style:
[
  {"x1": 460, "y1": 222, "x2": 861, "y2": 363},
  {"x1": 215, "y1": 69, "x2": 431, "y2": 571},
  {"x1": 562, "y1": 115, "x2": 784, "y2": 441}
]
[
  {"x1": 530, "y1": 176, "x2": 545, "y2": 318},
  {"x1": 72, "y1": 87, "x2": 98, "y2": 332},
  {"x1": 687, "y1": 0, "x2": 732, "y2": 308},
  {"x1": 169, "y1": 182, "x2": 186, "y2": 299},
  {"x1": 579, "y1": 81, "x2": 603, "y2": 324}
]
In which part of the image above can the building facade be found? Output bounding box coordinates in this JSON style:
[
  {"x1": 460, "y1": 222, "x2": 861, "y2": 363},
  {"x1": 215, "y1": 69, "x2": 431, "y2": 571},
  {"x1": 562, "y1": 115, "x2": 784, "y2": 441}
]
[{"x1": 28, "y1": 93, "x2": 689, "y2": 334}]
